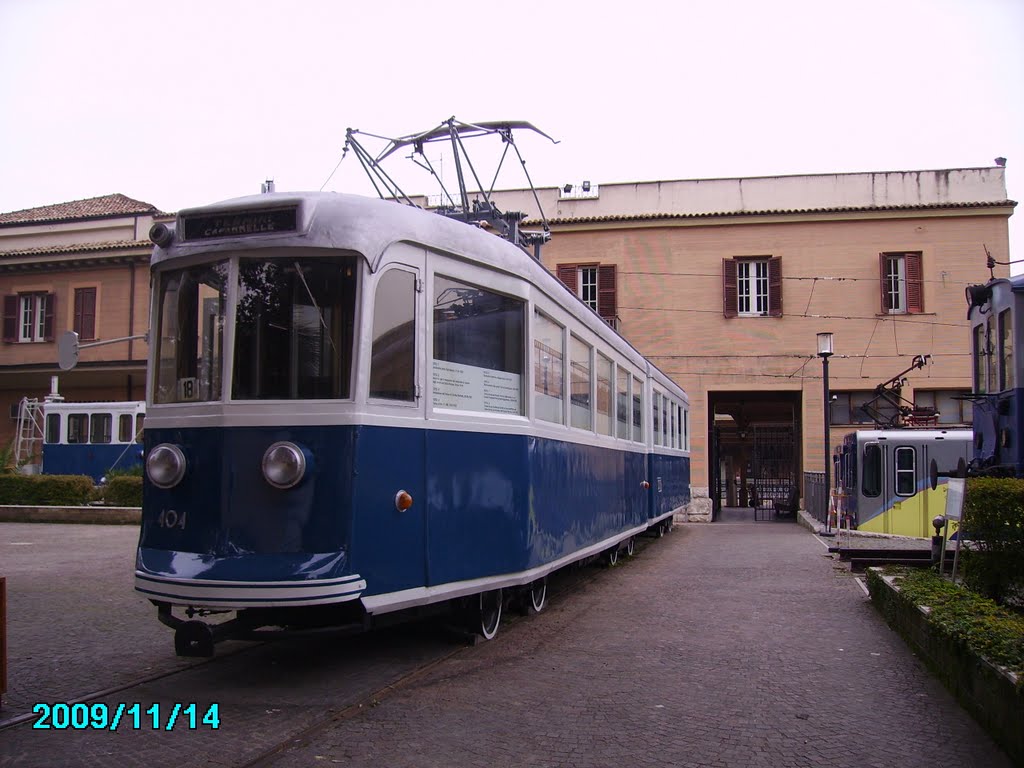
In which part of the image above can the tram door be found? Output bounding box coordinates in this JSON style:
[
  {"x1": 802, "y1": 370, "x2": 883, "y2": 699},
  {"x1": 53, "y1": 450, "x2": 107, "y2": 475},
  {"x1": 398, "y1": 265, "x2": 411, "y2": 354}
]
[
  {"x1": 352, "y1": 252, "x2": 429, "y2": 594},
  {"x1": 861, "y1": 440, "x2": 918, "y2": 535}
]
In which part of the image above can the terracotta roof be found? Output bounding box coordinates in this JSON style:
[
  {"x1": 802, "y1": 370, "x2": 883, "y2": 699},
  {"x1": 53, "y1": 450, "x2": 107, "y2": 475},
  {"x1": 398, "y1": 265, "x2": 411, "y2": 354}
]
[
  {"x1": 0, "y1": 194, "x2": 163, "y2": 226},
  {"x1": 528, "y1": 199, "x2": 1017, "y2": 226},
  {"x1": 0, "y1": 239, "x2": 151, "y2": 258}
]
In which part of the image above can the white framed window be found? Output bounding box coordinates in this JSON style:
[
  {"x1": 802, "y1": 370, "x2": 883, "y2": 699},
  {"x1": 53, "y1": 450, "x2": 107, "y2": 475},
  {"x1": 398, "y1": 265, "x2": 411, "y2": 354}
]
[
  {"x1": 894, "y1": 446, "x2": 916, "y2": 496},
  {"x1": 569, "y1": 335, "x2": 592, "y2": 430},
  {"x1": 883, "y1": 255, "x2": 906, "y2": 314},
  {"x1": 737, "y1": 260, "x2": 769, "y2": 316},
  {"x1": 533, "y1": 311, "x2": 564, "y2": 424},
  {"x1": 19, "y1": 294, "x2": 48, "y2": 342},
  {"x1": 578, "y1": 267, "x2": 598, "y2": 312}
]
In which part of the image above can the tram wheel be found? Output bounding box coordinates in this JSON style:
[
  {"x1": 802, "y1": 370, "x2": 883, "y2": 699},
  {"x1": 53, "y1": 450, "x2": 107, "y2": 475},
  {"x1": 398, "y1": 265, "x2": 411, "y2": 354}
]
[
  {"x1": 527, "y1": 577, "x2": 547, "y2": 614},
  {"x1": 604, "y1": 546, "x2": 619, "y2": 567},
  {"x1": 174, "y1": 620, "x2": 215, "y2": 658},
  {"x1": 625, "y1": 537, "x2": 636, "y2": 557},
  {"x1": 475, "y1": 589, "x2": 503, "y2": 640}
]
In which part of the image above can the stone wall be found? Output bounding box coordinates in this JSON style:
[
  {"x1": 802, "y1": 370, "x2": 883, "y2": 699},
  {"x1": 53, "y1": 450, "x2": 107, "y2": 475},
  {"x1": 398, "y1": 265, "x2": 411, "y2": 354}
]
[{"x1": 676, "y1": 486, "x2": 712, "y2": 523}]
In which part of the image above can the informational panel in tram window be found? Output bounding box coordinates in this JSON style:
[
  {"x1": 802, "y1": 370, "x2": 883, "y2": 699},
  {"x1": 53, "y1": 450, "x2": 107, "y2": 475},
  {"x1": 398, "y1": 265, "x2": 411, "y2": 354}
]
[{"x1": 432, "y1": 360, "x2": 521, "y2": 414}]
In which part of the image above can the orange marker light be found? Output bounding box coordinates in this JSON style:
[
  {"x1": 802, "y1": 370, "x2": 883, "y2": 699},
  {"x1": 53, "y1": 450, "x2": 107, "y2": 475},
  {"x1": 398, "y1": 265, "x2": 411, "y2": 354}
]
[
  {"x1": 641, "y1": 481, "x2": 651, "y2": 489},
  {"x1": 395, "y1": 490, "x2": 414, "y2": 511}
]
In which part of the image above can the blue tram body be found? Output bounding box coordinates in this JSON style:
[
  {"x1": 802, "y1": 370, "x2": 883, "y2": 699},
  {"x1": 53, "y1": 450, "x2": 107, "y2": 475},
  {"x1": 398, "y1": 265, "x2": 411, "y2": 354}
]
[
  {"x1": 135, "y1": 192, "x2": 690, "y2": 653},
  {"x1": 967, "y1": 274, "x2": 1024, "y2": 476},
  {"x1": 41, "y1": 400, "x2": 145, "y2": 482}
]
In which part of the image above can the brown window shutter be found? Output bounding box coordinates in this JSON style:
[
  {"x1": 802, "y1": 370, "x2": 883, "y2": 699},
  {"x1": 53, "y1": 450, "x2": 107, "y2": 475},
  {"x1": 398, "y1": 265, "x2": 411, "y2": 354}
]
[
  {"x1": 722, "y1": 259, "x2": 738, "y2": 318},
  {"x1": 768, "y1": 257, "x2": 783, "y2": 317},
  {"x1": 2, "y1": 295, "x2": 17, "y2": 342},
  {"x1": 75, "y1": 288, "x2": 96, "y2": 340},
  {"x1": 556, "y1": 264, "x2": 578, "y2": 293},
  {"x1": 43, "y1": 293, "x2": 56, "y2": 341},
  {"x1": 905, "y1": 252, "x2": 923, "y2": 313},
  {"x1": 879, "y1": 253, "x2": 889, "y2": 312},
  {"x1": 597, "y1": 265, "x2": 617, "y2": 320}
]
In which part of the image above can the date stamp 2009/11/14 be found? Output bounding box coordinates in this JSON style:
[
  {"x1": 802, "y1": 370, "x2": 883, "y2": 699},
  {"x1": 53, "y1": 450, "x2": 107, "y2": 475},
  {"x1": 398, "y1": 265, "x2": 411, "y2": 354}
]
[{"x1": 31, "y1": 702, "x2": 220, "y2": 731}]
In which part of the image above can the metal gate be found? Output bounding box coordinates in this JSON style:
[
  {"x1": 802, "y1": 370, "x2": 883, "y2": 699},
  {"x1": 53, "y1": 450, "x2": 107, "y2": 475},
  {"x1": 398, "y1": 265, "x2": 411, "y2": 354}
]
[
  {"x1": 711, "y1": 426, "x2": 722, "y2": 522},
  {"x1": 751, "y1": 426, "x2": 797, "y2": 521}
]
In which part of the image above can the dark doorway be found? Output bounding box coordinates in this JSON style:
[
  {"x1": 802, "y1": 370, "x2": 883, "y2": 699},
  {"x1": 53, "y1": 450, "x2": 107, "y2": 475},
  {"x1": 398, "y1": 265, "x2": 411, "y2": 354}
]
[{"x1": 709, "y1": 392, "x2": 801, "y2": 523}]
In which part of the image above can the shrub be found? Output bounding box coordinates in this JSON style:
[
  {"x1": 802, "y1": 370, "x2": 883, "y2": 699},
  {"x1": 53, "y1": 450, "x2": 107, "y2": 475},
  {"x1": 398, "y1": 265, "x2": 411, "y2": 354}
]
[
  {"x1": 872, "y1": 567, "x2": 1024, "y2": 676},
  {"x1": 0, "y1": 474, "x2": 94, "y2": 506},
  {"x1": 102, "y1": 475, "x2": 143, "y2": 507},
  {"x1": 961, "y1": 478, "x2": 1024, "y2": 605}
]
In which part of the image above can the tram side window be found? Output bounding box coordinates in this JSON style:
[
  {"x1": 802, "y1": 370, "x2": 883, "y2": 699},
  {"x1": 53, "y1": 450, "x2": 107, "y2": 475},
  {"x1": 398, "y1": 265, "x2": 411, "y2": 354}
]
[
  {"x1": 90, "y1": 414, "x2": 112, "y2": 444},
  {"x1": 595, "y1": 353, "x2": 613, "y2": 436},
  {"x1": 67, "y1": 414, "x2": 89, "y2": 444},
  {"x1": 986, "y1": 317, "x2": 997, "y2": 395},
  {"x1": 135, "y1": 414, "x2": 145, "y2": 443},
  {"x1": 370, "y1": 269, "x2": 416, "y2": 401},
  {"x1": 45, "y1": 413, "x2": 60, "y2": 444},
  {"x1": 432, "y1": 276, "x2": 524, "y2": 415},
  {"x1": 569, "y1": 335, "x2": 592, "y2": 430},
  {"x1": 118, "y1": 414, "x2": 133, "y2": 443},
  {"x1": 616, "y1": 368, "x2": 630, "y2": 439},
  {"x1": 999, "y1": 308, "x2": 1014, "y2": 391},
  {"x1": 632, "y1": 376, "x2": 643, "y2": 442},
  {"x1": 652, "y1": 392, "x2": 662, "y2": 446},
  {"x1": 683, "y1": 408, "x2": 690, "y2": 451},
  {"x1": 862, "y1": 444, "x2": 881, "y2": 498},
  {"x1": 531, "y1": 311, "x2": 563, "y2": 423},
  {"x1": 155, "y1": 261, "x2": 228, "y2": 404},
  {"x1": 894, "y1": 447, "x2": 916, "y2": 496},
  {"x1": 972, "y1": 323, "x2": 986, "y2": 394},
  {"x1": 234, "y1": 256, "x2": 356, "y2": 401}
]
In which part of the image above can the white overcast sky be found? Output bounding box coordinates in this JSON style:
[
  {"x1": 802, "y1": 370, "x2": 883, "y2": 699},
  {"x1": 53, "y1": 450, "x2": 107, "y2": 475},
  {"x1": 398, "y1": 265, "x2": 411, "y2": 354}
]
[{"x1": 1, "y1": 0, "x2": 1022, "y2": 265}]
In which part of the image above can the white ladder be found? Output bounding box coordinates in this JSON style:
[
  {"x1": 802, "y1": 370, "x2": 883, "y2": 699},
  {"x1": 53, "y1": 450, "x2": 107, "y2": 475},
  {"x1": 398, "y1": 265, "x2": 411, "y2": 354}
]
[{"x1": 14, "y1": 397, "x2": 44, "y2": 474}]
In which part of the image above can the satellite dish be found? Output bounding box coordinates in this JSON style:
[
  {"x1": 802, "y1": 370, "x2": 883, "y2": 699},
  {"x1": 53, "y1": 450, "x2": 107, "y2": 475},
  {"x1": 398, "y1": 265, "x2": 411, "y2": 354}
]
[{"x1": 58, "y1": 331, "x2": 80, "y2": 371}]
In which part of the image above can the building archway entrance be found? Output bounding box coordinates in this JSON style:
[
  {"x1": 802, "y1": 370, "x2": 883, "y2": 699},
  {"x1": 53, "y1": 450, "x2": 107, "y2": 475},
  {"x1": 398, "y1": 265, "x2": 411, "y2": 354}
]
[{"x1": 709, "y1": 391, "x2": 802, "y2": 522}]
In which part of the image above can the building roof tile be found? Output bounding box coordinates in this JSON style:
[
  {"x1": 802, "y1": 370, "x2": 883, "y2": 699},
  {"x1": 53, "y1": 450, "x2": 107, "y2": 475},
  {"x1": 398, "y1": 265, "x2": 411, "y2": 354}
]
[
  {"x1": 528, "y1": 200, "x2": 1017, "y2": 226},
  {"x1": 0, "y1": 239, "x2": 151, "y2": 258},
  {"x1": 0, "y1": 194, "x2": 163, "y2": 226}
]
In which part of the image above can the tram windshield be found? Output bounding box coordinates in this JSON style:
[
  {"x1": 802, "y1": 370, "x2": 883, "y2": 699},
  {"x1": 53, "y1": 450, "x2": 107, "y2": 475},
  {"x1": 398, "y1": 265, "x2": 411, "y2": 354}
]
[
  {"x1": 153, "y1": 254, "x2": 358, "y2": 403},
  {"x1": 154, "y1": 261, "x2": 228, "y2": 404}
]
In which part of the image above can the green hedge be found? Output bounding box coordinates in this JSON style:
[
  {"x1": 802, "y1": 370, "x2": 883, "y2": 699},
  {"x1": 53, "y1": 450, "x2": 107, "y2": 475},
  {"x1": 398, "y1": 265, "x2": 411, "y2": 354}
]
[
  {"x1": 962, "y1": 478, "x2": 1024, "y2": 605},
  {"x1": 102, "y1": 476, "x2": 143, "y2": 507},
  {"x1": 0, "y1": 474, "x2": 95, "y2": 506},
  {"x1": 871, "y1": 567, "x2": 1024, "y2": 677}
]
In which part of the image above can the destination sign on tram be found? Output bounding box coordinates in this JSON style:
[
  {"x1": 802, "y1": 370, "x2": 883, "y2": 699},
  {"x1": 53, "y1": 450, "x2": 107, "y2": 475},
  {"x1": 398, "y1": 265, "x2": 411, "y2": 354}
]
[{"x1": 181, "y1": 207, "x2": 298, "y2": 241}]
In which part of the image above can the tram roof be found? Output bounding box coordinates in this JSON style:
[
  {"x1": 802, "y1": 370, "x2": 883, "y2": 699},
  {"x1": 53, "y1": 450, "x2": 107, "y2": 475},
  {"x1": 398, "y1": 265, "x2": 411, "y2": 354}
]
[
  {"x1": 845, "y1": 428, "x2": 971, "y2": 442},
  {"x1": 153, "y1": 191, "x2": 687, "y2": 402}
]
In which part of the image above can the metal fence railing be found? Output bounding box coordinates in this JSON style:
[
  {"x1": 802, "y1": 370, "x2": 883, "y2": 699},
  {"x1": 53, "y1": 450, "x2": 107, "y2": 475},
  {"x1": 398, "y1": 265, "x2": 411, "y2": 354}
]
[{"x1": 803, "y1": 471, "x2": 827, "y2": 524}]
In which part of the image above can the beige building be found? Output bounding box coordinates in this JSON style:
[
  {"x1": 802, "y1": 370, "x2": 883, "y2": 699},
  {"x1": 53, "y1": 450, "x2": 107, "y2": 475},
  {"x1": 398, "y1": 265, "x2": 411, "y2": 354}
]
[
  {"x1": 0, "y1": 169, "x2": 1014, "y2": 521},
  {"x1": 472, "y1": 167, "x2": 1014, "y2": 519},
  {"x1": 0, "y1": 194, "x2": 165, "y2": 455}
]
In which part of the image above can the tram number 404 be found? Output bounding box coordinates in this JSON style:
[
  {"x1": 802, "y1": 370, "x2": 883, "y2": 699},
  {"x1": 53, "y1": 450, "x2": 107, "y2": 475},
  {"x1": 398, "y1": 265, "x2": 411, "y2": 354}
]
[{"x1": 157, "y1": 509, "x2": 187, "y2": 530}]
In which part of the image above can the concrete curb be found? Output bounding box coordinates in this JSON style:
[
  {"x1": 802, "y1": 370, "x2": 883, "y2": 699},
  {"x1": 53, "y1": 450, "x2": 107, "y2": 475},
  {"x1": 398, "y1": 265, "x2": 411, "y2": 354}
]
[{"x1": 0, "y1": 505, "x2": 140, "y2": 525}]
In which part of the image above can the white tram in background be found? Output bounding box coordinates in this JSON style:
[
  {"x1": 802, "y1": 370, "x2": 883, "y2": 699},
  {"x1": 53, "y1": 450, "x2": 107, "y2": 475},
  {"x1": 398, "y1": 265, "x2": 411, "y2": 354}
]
[{"x1": 135, "y1": 191, "x2": 690, "y2": 655}]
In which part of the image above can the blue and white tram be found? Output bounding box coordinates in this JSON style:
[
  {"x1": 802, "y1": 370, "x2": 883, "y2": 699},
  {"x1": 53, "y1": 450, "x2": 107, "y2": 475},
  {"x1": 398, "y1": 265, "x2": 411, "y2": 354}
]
[
  {"x1": 135, "y1": 192, "x2": 690, "y2": 655},
  {"x1": 41, "y1": 399, "x2": 145, "y2": 481},
  {"x1": 966, "y1": 274, "x2": 1024, "y2": 476}
]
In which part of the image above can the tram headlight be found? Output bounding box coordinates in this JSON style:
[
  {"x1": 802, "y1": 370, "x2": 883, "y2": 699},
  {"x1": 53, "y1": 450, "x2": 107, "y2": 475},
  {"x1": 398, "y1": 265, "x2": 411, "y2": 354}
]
[
  {"x1": 146, "y1": 444, "x2": 186, "y2": 489},
  {"x1": 262, "y1": 441, "x2": 307, "y2": 489}
]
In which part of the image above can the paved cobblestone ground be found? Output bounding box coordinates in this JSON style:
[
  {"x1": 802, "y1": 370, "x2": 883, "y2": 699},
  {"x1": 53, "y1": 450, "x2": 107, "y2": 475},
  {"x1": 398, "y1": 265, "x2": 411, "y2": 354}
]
[
  {"x1": 267, "y1": 522, "x2": 1012, "y2": 768},
  {"x1": 0, "y1": 520, "x2": 1013, "y2": 767}
]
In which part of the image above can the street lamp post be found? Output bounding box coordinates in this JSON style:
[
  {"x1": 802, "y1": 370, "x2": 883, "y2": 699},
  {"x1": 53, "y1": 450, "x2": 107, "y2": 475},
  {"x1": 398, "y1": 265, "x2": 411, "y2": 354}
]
[{"x1": 817, "y1": 332, "x2": 834, "y2": 531}]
